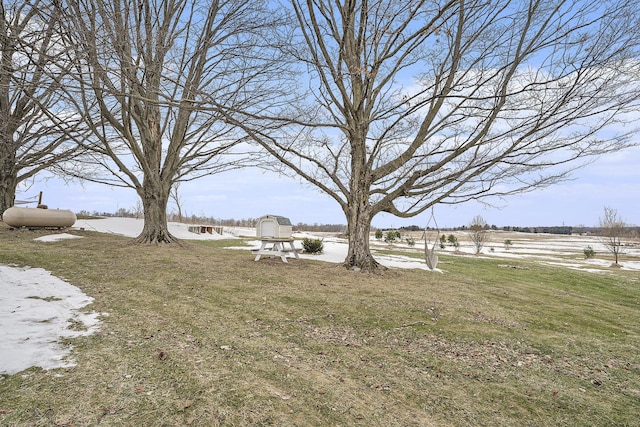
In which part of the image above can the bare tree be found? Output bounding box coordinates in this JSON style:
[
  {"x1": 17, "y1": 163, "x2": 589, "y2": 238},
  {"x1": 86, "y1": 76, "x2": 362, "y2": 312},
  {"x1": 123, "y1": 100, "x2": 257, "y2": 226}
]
[
  {"x1": 62, "y1": 0, "x2": 283, "y2": 243},
  {"x1": 0, "y1": 0, "x2": 84, "y2": 213},
  {"x1": 228, "y1": 0, "x2": 640, "y2": 271},
  {"x1": 169, "y1": 182, "x2": 184, "y2": 223},
  {"x1": 599, "y1": 206, "x2": 626, "y2": 265},
  {"x1": 468, "y1": 215, "x2": 488, "y2": 255}
]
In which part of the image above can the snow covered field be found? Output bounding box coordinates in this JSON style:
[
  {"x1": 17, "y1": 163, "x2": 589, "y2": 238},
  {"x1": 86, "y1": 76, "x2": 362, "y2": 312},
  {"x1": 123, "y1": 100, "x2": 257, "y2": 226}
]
[
  {"x1": 69, "y1": 217, "x2": 640, "y2": 272},
  {"x1": 1, "y1": 217, "x2": 638, "y2": 375}
]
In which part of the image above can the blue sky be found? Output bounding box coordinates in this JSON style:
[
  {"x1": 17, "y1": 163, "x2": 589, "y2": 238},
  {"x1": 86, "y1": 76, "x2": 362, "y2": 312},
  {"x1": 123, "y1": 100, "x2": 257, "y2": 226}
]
[{"x1": 21, "y1": 144, "x2": 639, "y2": 229}]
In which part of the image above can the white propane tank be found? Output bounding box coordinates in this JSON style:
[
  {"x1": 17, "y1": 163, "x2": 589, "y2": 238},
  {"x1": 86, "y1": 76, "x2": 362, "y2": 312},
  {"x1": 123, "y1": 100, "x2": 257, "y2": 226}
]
[{"x1": 2, "y1": 206, "x2": 76, "y2": 228}]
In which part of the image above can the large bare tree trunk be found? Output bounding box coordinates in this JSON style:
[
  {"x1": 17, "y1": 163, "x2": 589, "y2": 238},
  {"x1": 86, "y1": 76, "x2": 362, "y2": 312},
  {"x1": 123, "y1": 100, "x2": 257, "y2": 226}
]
[
  {"x1": 0, "y1": 125, "x2": 17, "y2": 213},
  {"x1": 135, "y1": 181, "x2": 176, "y2": 244},
  {"x1": 345, "y1": 210, "x2": 380, "y2": 271},
  {"x1": 0, "y1": 159, "x2": 17, "y2": 214},
  {"x1": 342, "y1": 133, "x2": 384, "y2": 270},
  {"x1": 344, "y1": 174, "x2": 382, "y2": 270}
]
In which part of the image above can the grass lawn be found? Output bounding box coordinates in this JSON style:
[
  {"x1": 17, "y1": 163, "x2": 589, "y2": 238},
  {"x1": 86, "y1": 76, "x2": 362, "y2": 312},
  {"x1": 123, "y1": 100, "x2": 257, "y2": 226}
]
[{"x1": 0, "y1": 225, "x2": 638, "y2": 426}]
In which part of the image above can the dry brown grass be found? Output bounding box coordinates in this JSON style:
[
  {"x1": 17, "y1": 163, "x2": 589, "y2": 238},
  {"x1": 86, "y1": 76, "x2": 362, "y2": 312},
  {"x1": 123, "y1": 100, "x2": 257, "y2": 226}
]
[{"x1": 0, "y1": 224, "x2": 638, "y2": 426}]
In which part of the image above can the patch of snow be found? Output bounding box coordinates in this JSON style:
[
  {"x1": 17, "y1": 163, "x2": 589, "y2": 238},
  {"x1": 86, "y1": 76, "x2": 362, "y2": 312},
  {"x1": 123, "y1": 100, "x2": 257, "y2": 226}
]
[
  {"x1": 34, "y1": 233, "x2": 84, "y2": 242},
  {"x1": 245, "y1": 238, "x2": 443, "y2": 271},
  {"x1": 0, "y1": 265, "x2": 102, "y2": 375},
  {"x1": 620, "y1": 261, "x2": 640, "y2": 271}
]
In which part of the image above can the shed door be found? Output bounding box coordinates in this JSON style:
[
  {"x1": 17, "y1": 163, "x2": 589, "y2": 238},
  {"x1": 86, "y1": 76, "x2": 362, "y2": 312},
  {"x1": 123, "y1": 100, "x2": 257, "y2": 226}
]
[{"x1": 261, "y1": 220, "x2": 276, "y2": 238}]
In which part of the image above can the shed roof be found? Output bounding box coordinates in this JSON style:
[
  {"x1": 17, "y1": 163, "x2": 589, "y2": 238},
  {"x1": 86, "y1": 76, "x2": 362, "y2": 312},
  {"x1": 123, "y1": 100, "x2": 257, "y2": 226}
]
[{"x1": 259, "y1": 215, "x2": 292, "y2": 226}]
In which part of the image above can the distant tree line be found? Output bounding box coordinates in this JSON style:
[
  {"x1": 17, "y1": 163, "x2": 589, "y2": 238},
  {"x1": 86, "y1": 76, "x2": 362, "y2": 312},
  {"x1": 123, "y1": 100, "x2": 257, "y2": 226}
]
[
  {"x1": 398, "y1": 224, "x2": 498, "y2": 232},
  {"x1": 502, "y1": 226, "x2": 573, "y2": 235},
  {"x1": 78, "y1": 209, "x2": 259, "y2": 228},
  {"x1": 388, "y1": 224, "x2": 640, "y2": 237},
  {"x1": 294, "y1": 223, "x2": 347, "y2": 233}
]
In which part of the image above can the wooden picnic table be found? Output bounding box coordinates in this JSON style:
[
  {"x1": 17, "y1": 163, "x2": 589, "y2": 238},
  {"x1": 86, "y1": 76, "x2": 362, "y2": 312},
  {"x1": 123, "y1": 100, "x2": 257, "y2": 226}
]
[{"x1": 252, "y1": 238, "x2": 300, "y2": 263}]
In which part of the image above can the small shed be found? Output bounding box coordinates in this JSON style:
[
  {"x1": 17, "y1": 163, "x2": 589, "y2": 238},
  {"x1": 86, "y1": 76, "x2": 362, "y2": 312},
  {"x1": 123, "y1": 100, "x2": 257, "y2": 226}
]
[{"x1": 256, "y1": 215, "x2": 292, "y2": 239}]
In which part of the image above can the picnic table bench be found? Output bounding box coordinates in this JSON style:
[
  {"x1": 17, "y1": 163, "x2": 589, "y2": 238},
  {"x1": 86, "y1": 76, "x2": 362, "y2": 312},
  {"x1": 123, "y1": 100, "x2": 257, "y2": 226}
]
[{"x1": 252, "y1": 238, "x2": 301, "y2": 263}]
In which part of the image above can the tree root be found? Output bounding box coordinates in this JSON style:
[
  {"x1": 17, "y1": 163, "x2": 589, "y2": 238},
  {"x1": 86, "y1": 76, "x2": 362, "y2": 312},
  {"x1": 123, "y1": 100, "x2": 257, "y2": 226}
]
[
  {"x1": 343, "y1": 257, "x2": 387, "y2": 273},
  {"x1": 134, "y1": 230, "x2": 180, "y2": 245}
]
